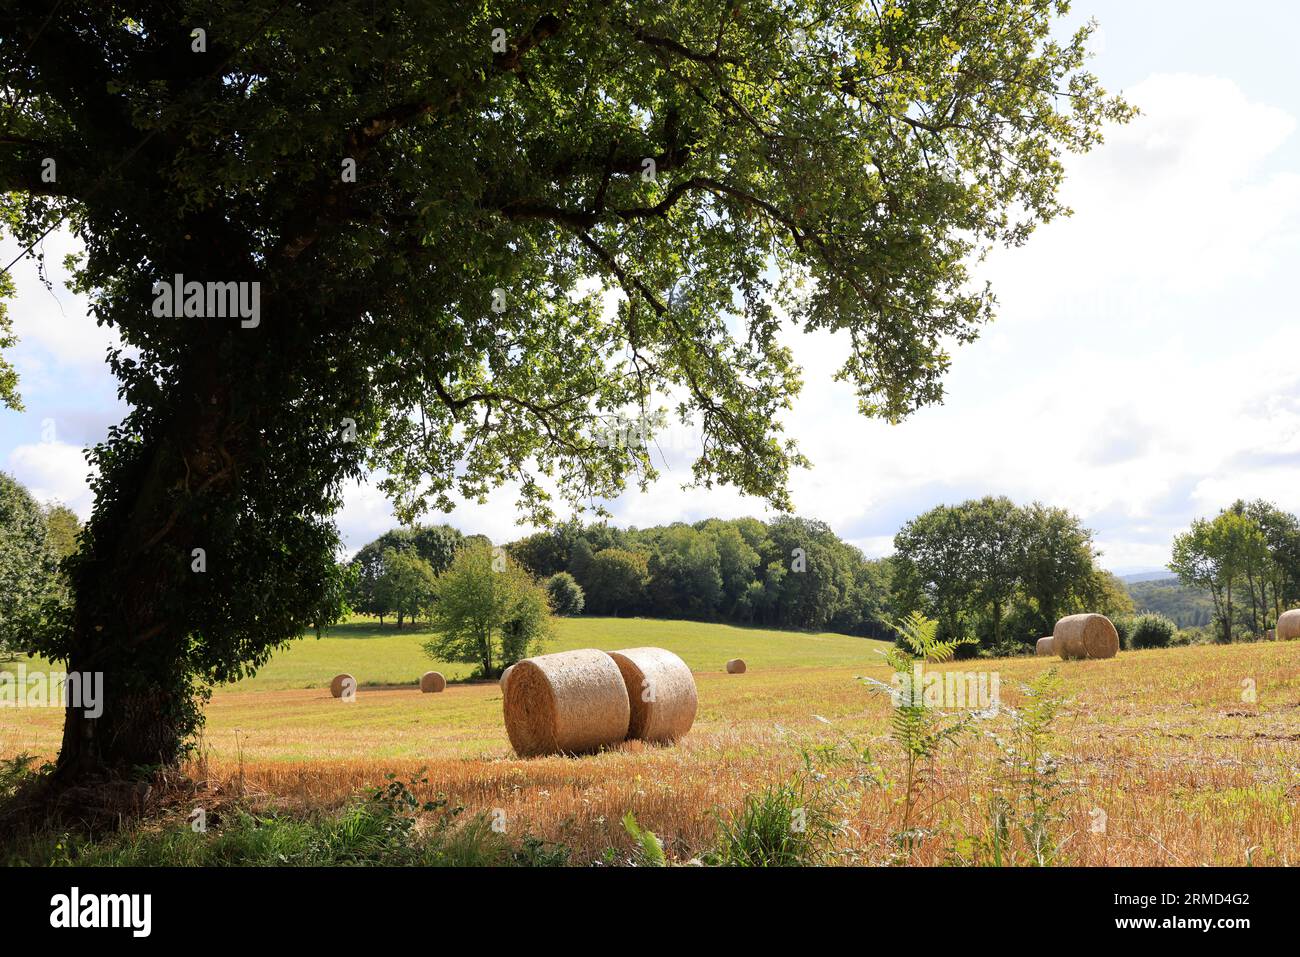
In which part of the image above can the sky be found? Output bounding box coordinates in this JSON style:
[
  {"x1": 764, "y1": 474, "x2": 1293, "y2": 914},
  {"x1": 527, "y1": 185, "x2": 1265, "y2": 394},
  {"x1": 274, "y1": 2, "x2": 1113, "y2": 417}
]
[{"x1": 3, "y1": 1, "x2": 1299, "y2": 574}]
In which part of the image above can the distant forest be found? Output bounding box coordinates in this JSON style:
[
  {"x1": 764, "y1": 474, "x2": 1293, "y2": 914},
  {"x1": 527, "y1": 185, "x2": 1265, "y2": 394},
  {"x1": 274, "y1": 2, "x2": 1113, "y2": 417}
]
[
  {"x1": 346, "y1": 497, "x2": 1135, "y2": 655},
  {"x1": 1126, "y1": 577, "x2": 1214, "y2": 628}
]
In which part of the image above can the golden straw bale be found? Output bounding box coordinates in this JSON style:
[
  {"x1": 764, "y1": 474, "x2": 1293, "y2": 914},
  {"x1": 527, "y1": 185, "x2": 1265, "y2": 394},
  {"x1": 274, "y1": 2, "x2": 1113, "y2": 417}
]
[
  {"x1": 329, "y1": 674, "x2": 354, "y2": 698},
  {"x1": 1053, "y1": 614, "x2": 1120, "y2": 660},
  {"x1": 608, "y1": 647, "x2": 697, "y2": 743},
  {"x1": 502, "y1": 649, "x2": 630, "y2": 757}
]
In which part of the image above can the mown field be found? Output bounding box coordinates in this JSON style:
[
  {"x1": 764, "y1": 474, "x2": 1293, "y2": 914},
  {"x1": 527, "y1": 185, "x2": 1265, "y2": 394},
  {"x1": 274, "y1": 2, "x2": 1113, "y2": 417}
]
[{"x1": 3, "y1": 618, "x2": 1299, "y2": 866}]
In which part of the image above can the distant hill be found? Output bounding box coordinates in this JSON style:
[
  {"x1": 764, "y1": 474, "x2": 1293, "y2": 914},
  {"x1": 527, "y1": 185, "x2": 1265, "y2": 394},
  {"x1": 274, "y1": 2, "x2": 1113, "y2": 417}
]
[
  {"x1": 1118, "y1": 570, "x2": 1176, "y2": 584},
  {"x1": 1125, "y1": 578, "x2": 1214, "y2": 628}
]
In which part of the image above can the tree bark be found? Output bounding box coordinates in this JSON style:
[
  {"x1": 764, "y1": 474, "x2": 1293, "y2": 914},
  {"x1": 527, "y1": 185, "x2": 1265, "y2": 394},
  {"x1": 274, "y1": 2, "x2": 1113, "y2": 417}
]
[
  {"x1": 1225, "y1": 578, "x2": 1233, "y2": 643},
  {"x1": 55, "y1": 413, "x2": 231, "y2": 778},
  {"x1": 52, "y1": 286, "x2": 247, "y2": 782}
]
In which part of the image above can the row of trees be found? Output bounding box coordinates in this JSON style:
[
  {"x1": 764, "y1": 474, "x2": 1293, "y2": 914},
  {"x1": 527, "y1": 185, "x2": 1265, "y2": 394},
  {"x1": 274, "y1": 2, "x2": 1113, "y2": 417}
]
[
  {"x1": 891, "y1": 497, "x2": 1132, "y2": 654},
  {"x1": 507, "y1": 516, "x2": 895, "y2": 637},
  {"x1": 346, "y1": 500, "x2": 1143, "y2": 656},
  {"x1": 347, "y1": 515, "x2": 894, "y2": 637},
  {"x1": 22, "y1": 473, "x2": 1290, "y2": 674},
  {"x1": 1170, "y1": 500, "x2": 1300, "y2": 642}
]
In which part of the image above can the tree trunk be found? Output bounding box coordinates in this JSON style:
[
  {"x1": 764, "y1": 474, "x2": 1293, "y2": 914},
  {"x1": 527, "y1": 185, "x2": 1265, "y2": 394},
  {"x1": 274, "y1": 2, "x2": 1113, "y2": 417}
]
[
  {"x1": 54, "y1": 386, "x2": 233, "y2": 780},
  {"x1": 51, "y1": 274, "x2": 255, "y2": 784},
  {"x1": 1225, "y1": 579, "x2": 1233, "y2": 643}
]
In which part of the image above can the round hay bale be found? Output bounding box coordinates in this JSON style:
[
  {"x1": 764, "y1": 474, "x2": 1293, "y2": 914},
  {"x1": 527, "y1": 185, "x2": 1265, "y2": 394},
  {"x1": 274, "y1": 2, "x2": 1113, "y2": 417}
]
[
  {"x1": 419, "y1": 671, "x2": 446, "y2": 693},
  {"x1": 499, "y1": 663, "x2": 515, "y2": 692},
  {"x1": 1035, "y1": 636, "x2": 1054, "y2": 657},
  {"x1": 608, "y1": 647, "x2": 698, "y2": 744},
  {"x1": 329, "y1": 673, "x2": 355, "y2": 698},
  {"x1": 1267, "y1": 628, "x2": 1276, "y2": 641},
  {"x1": 725, "y1": 658, "x2": 747, "y2": 674},
  {"x1": 1053, "y1": 613, "x2": 1120, "y2": 660},
  {"x1": 1278, "y1": 609, "x2": 1300, "y2": 641},
  {"x1": 503, "y1": 649, "x2": 630, "y2": 757}
]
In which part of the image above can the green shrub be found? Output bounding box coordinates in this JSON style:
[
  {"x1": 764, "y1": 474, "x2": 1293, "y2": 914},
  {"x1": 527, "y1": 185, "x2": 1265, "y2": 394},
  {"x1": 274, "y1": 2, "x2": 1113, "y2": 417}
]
[
  {"x1": 622, "y1": 812, "x2": 667, "y2": 866},
  {"x1": 1112, "y1": 615, "x2": 1132, "y2": 649},
  {"x1": 1127, "y1": 613, "x2": 1176, "y2": 649},
  {"x1": 423, "y1": 542, "x2": 553, "y2": 677},
  {"x1": 0, "y1": 752, "x2": 38, "y2": 803},
  {"x1": 544, "y1": 572, "x2": 585, "y2": 616},
  {"x1": 1171, "y1": 626, "x2": 1212, "y2": 647}
]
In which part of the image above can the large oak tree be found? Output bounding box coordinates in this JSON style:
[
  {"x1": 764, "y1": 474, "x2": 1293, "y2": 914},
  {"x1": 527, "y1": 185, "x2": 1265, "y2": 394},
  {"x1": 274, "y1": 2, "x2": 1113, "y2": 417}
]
[{"x1": 0, "y1": 0, "x2": 1129, "y2": 786}]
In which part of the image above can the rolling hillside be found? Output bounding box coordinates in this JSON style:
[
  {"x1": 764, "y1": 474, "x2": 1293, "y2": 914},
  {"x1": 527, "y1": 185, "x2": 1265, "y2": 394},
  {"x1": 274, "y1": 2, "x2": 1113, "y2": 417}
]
[
  {"x1": 229, "y1": 616, "x2": 892, "y2": 690},
  {"x1": 1125, "y1": 577, "x2": 1215, "y2": 628}
]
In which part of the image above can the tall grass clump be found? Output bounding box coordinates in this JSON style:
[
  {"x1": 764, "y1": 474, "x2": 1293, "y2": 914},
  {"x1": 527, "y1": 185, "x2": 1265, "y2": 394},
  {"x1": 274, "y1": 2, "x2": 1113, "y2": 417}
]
[{"x1": 707, "y1": 776, "x2": 837, "y2": 866}]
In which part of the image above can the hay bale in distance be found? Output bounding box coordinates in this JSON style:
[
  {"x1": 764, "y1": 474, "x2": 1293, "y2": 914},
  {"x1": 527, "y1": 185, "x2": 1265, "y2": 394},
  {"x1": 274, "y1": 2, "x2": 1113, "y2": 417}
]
[
  {"x1": 725, "y1": 658, "x2": 747, "y2": 674},
  {"x1": 1035, "y1": 636, "x2": 1054, "y2": 657},
  {"x1": 329, "y1": 673, "x2": 355, "y2": 698},
  {"x1": 608, "y1": 647, "x2": 698, "y2": 744},
  {"x1": 1278, "y1": 609, "x2": 1300, "y2": 641},
  {"x1": 503, "y1": 649, "x2": 630, "y2": 757},
  {"x1": 420, "y1": 671, "x2": 446, "y2": 693},
  {"x1": 1267, "y1": 629, "x2": 1276, "y2": 642},
  {"x1": 499, "y1": 664, "x2": 515, "y2": 692},
  {"x1": 1053, "y1": 613, "x2": 1120, "y2": 660}
]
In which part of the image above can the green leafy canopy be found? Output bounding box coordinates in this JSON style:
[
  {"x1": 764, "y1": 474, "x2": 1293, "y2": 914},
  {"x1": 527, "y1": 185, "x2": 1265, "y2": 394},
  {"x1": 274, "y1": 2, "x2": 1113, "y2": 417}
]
[
  {"x1": 2, "y1": 0, "x2": 1132, "y2": 524},
  {"x1": 0, "y1": 0, "x2": 1130, "y2": 773}
]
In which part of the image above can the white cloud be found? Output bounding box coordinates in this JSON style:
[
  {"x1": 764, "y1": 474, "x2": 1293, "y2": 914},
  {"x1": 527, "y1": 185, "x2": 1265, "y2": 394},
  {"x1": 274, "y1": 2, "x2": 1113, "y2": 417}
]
[
  {"x1": 0, "y1": 231, "x2": 122, "y2": 370},
  {"x1": 6, "y1": 442, "x2": 96, "y2": 517}
]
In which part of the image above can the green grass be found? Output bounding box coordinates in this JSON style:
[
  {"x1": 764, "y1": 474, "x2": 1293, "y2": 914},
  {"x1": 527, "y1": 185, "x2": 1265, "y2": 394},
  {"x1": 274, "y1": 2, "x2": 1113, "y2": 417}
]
[
  {"x1": 223, "y1": 616, "x2": 890, "y2": 691},
  {"x1": 0, "y1": 617, "x2": 891, "y2": 762}
]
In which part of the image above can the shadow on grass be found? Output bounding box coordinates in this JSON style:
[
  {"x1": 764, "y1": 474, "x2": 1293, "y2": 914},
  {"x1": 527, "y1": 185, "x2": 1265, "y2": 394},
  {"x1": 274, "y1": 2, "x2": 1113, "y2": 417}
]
[{"x1": 314, "y1": 620, "x2": 436, "y2": 640}]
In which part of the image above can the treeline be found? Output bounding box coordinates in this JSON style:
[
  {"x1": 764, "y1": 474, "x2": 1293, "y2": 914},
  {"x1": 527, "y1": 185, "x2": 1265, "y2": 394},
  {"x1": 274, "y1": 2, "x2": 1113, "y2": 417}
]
[
  {"x1": 891, "y1": 496, "x2": 1132, "y2": 654},
  {"x1": 343, "y1": 495, "x2": 1300, "y2": 654},
  {"x1": 346, "y1": 524, "x2": 481, "y2": 626},
  {"x1": 344, "y1": 499, "x2": 1127, "y2": 655},
  {"x1": 345, "y1": 516, "x2": 895, "y2": 637},
  {"x1": 507, "y1": 516, "x2": 896, "y2": 638},
  {"x1": 1171, "y1": 499, "x2": 1300, "y2": 642}
]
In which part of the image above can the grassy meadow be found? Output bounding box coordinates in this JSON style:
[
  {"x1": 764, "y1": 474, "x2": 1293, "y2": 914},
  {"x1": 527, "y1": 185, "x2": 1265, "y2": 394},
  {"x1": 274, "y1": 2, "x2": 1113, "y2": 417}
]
[{"x1": 3, "y1": 617, "x2": 1299, "y2": 865}]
